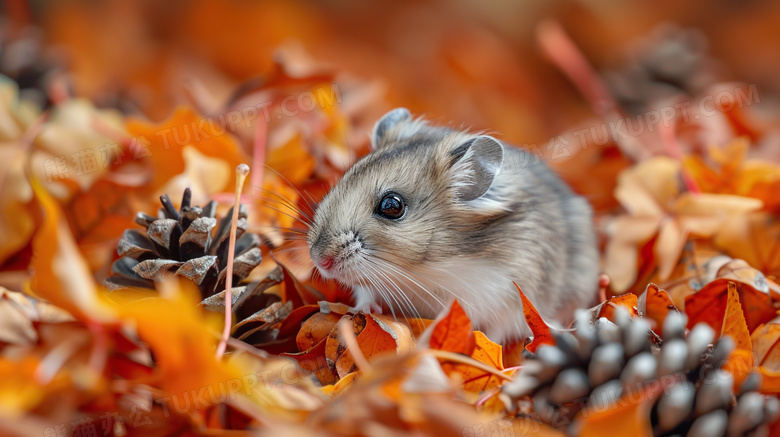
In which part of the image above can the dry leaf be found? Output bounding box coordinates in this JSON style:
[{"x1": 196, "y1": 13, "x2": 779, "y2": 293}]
[
  {"x1": 637, "y1": 283, "x2": 679, "y2": 335},
  {"x1": 517, "y1": 283, "x2": 555, "y2": 353},
  {"x1": 429, "y1": 300, "x2": 476, "y2": 356},
  {"x1": 28, "y1": 180, "x2": 114, "y2": 322},
  {"x1": 685, "y1": 278, "x2": 775, "y2": 333},
  {"x1": 597, "y1": 293, "x2": 640, "y2": 323}
]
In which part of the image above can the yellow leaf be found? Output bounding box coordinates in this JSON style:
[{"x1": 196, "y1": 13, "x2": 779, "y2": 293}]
[
  {"x1": 28, "y1": 180, "x2": 114, "y2": 322},
  {"x1": 614, "y1": 156, "x2": 680, "y2": 216},
  {"x1": 266, "y1": 133, "x2": 316, "y2": 186},
  {"x1": 125, "y1": 107, "x2": 250, "y2": 196}
]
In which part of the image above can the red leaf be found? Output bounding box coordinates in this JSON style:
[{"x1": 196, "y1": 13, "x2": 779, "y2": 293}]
[
  {"x1": 516, "y1": 283, "x2": 555, "y2": 353},
  {"x1": 271, "y1": 253, "x2": 325, "y2": 308},
  {"x1": 429, "y1": 300, "x2": 476, "y2": 355},
  {"x1": 685, "y1": 278, "x2": 775, "y2": 334}
]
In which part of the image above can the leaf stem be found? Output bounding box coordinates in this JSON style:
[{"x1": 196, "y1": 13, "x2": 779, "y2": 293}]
[{"x1": 423, "y1": 349, "x2": 514, "y2": 382}]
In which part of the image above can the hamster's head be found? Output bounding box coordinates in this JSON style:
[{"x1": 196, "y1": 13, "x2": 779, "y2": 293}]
[{"x1": 307, "y1": 108, "x2": 506, "y2": 291}]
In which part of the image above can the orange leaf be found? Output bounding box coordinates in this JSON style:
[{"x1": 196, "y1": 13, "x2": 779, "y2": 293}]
[
  {"x1": 736, "y1": 282, "x2": 776, "y2": 333},
  {"x1": 124, "y1": 107, "x2": 250, "y2": 196},
  {"x1": 259, "y1": 304, "x2": 320, "y2": 355},
  {"x1": 751, "y1": 318, "x2": 780, "y2": 370},
  {"x1": 723, "y1": 348, "x2": 755, "y2": 389},
  {"x1": 296, "y1": 311, "x2": 343, "y2": 352},
  {"x1": 113, "y1": 280, "x2": 270, "y2": 412},
  {"x1": 722, "y1": 282, "x2": 753, "y2": 352},
  {"x1": 577, "y1": 383, "x2": 661, "y2": 437},
  {"x1": 598, "y1": 293, "x2": 640, "y2": 323},
  {"x1": 266, "y1": 133, "x2": 316, "y2": 186},
  {"x1": 429, "y1": 300, "x2": 476, "y2": 355},
  {"x1": 509, "y1": 417, "x2": 566, "y2": 437},
  {"x1": 721, "y1": 282, "x2": 755, "y2": 387},
  {"x1": 284, "y1": 337, "x2": 337, "y2": 386},
  {"x1": 336, "y1": 313, "x2": 403, "y2": 378},
  {"x1": 408, "y1": 318, "x2": 435, "y2": 338},
  {"x1": 639, "y1": 284, "x2": 679, "y2": 335},
  {"x1": 516, "y1": 283, "x2": 555, "y2": 353},
  {"x1": 441, "y1": 331, "x2": 505, "y2": 405},
  {"x1": 758, "y1": 366, "x2": 780, "y2": 394},
  {"x1": 371, "y1": 313, "x2": 414, "y2": 354},
  {"x1": 321, "y1": 372, "x2": 358, "y2": 397},
  {"x1": 28, "y1": 180, "x2": 114, "y2": 322}
]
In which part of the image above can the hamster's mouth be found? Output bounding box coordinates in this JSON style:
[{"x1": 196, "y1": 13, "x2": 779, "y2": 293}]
[{"x1": 313, "y1": 258, "x2": 371, "y2": 287}]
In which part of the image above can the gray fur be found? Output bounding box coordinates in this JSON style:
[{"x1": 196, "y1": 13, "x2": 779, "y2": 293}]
[{"x1": 308, "y1": 109, "x2": 599, "y2": 344}]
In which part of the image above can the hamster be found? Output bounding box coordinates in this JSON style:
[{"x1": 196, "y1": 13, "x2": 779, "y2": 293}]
[{"x1": 307, "y1": 108, "x2": 599, "y2": 344}]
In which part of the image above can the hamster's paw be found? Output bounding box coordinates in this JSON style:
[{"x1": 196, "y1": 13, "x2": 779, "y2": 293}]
[
  {"x1": 352, "y1": 301, "x2": 383, "y2": 315},
  {"x1": 352, "y1": 297, "x2": 383, "y2": 315},
  {"x1": 351, "y1": 287, "x2": 383, "y2": 314}
]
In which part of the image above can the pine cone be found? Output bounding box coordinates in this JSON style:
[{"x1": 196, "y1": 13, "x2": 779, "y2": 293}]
[
  {"x1": 501, "y1": 311, "x2": 780, "y2": 436},
  {"x1": 105, "y1": 188, "x2": 263, "y2": 300},
  {"x1": 602, "y1": 25, "x2": 720, "y2": 115}
]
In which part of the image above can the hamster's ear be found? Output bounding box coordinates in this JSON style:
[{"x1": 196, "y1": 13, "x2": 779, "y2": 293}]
[
  {"x1": 372, "y1": 108, "x2": 412, "y2": 150},
  {"x1": 450, "y1": 136, "x2": 504, "y2": 202}
]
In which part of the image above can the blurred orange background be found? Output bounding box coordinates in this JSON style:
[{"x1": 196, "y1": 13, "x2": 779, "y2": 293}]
[{"x1": 6, "y1": 0, "x2": 780, "y2": 145}]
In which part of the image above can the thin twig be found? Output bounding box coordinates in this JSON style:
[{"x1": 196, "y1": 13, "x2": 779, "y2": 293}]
[
  {"x1": 339, "y1": 318, "x2": 371, "y2": 373},
  {"x1": 216, "y1": 164, "x2": 251, "y2": 359}
]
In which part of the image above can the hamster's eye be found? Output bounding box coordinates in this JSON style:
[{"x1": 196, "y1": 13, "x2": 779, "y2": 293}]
[{"x1": 377, "y1": 192, "x2": 406, "y2": 220}]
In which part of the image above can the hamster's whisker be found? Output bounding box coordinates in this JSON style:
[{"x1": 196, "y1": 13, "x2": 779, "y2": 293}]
[
  {"x1": 260, "y1": 164, "x2": 319, "y2": 216},
  {"x1": 253, "y1": 224, "x2": 308, "y2": 235},
  {"x1": 362, "y1": 260, "x2": 421, "y2": 324},
  {"x1": 406, "y1": 263, "x2": 484, "y2": 314},
  {"x1": 253, "y1": 189, "x2": 316, "y2": 224},
  {"x1": 361, "y1": 261, "x2": 413, "y2": 325},
  {"x1": 255, "y1": 196, "x2": 314, "y2": 225},
  {"x1": 371, "y1": 253, "x2": 482, "y2": 316},
  {"x1": 254, "y1": 196, "x2": 313, "y2": 223},
  {"x1": 253, "y1": 203, "x2": 312, "y2": 229},
  {"x1": 270, "y1": 245, "x2": 308, "y2": 257},
  {"x1": 364, "y1": 259, "x2": 422, "y2": 321},
  {"x1": 303, "y1": 190, "x2": 319, "y2": 209},
  {"x1": 369, "y1": 256, "x2": 448, "y2": 314},
  {"x1": 361, "y1": 263, "x2": 402, "y2": 323},
  {"x1": 310, "y1": 265, "x2": 324, "y2": 284}
]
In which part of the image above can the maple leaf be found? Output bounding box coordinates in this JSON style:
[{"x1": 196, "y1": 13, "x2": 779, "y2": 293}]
[
  {"x1": 429, "y1": 300, "x2": 476, "y2": 356},
  {"x1": 516, "y1": 283, "x2": 555, "y2": 353},
  {"x1": 441, "y1": 331, "x2": 507, "y2": 410},
  {"x1": 606, "y1": 156, "x2": 763, "y2": 292},
  {"x1": 715, "y1": 211, "x2": 780, "y2": 279},
  {"x1": 684, "y1": 138, "x2": 780, "y2": 213}
]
